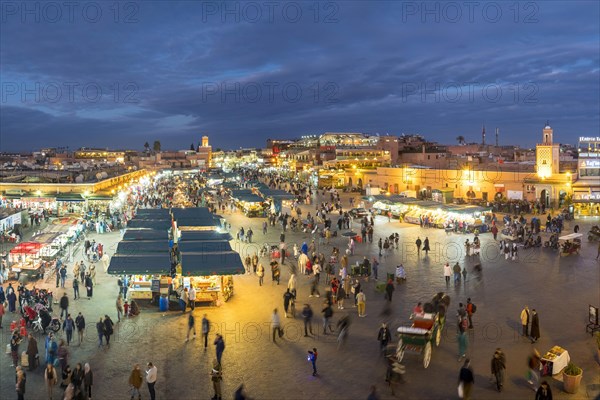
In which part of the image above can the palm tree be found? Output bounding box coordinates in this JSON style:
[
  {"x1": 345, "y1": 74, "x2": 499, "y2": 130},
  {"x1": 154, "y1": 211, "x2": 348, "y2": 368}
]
[
  {"x1": 456, "y1": 136, "x2": 465, "y2": 145},
  {"x1": 144, "y1": 142, "x2": 150, "y2": 152},
  {"x1": 190, "y1": 143, "x2": 195, "y2": 151},
  {"x1": 153, "y1": 141, "x2": 161, "y2": 152}
]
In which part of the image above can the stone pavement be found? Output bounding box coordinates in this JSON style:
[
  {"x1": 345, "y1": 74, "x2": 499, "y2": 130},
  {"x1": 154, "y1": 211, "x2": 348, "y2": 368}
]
[{"x1": 1, "y1": 196, "x2": 599, "y2": 400}]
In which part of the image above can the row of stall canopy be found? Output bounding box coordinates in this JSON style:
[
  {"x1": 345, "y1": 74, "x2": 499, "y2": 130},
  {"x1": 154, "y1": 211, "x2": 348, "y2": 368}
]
[
  {"x1": 107, "y1": 207, "x2": 245, "y2": 276},
  {"x1": 370, "y1": 195, "x2": 491, "y2": 217}
]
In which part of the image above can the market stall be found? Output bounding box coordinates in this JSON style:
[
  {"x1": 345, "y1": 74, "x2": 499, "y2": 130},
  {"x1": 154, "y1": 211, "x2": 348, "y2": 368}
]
[
  {"x1": 541, "y1": 346, "x2": 570, "y2": 376},
  {"x1": 107, "y1": 254, "x2": 172, "y2": 300},
  {"x1": 230, "y1": 190, "x2": 265, "y2": 217},
  {"x1": 9, "y1": 242, "x2": 46, "y2": 279}
]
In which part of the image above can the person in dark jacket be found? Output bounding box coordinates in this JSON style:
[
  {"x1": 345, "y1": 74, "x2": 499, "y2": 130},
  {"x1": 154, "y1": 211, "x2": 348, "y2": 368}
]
[
  {"x1": 25, "y1": 333, "x2": 38, "y2": 371},
  {"x1": 62, "y1": 314, "x2": 75, "y2": 346},
  {"x1": 530, "y1": 309, "x2": 540, "y2": 343},
  {"x1": 71, "y1": 362, "x2": 84, "y2": 393},
  {"x1": 423, "y1": 237, "x2": 430, "y2": 255},
  {"x1": 103, "y1": 315, "x2": 114, "y2": 346},
  {"x1": 535, "y1": 380, "x2": 553, "y2": 400},
  {"x1": 384, "y1": 279, "x2": 395, "y2": 302},
  {"x1": 377, "y1": 323, "x2": 392, "y2": 353},
  {"x1": 96, "y1": 318, "x2": 104, "y2": 348},
  {"x1": 85, "y1": 274, "x2": 93, "y2": 299},
  {"x1": 490, "y1": 348, "x2": 506, "y2": 392},
  {"x1": 75, "y1": 312, "x2": 86, "y2": 346}
]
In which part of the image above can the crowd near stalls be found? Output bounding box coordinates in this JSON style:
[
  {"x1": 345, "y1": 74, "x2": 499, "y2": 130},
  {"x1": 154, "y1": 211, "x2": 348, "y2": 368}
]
[{"x1": 107, "y1": 174, "x2": 245, "y2": 309}]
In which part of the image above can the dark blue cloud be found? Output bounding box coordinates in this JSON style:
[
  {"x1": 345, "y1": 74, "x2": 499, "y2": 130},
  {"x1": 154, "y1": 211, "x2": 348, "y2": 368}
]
[{"x1": 1, "y1": 1, "x2": 597, "y2": 151}]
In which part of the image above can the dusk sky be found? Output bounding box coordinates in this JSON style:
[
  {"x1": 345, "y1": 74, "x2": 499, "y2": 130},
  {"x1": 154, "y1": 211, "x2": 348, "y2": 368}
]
[{"x1": 1, "y1": 1, "x2": 598, "y2": 152}]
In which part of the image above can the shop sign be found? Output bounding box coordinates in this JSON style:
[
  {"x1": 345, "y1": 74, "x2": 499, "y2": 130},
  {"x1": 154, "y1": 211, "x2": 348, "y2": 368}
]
[
  {"x1": 507, "y1": 190, "x2": 523, "y2": 200},
  {"x1": 579, "y1": 160, "x2": 600, "y2": 168},
  {"x1": 574, "y1": 192, "x2": 600, "y2": 200},
  {"x1": 579, "y1": 136, "x2": 600, "y2": 142}
]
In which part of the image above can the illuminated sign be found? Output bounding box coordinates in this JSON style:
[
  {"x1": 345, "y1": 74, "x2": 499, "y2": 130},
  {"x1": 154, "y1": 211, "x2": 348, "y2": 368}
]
[
  {"x1": 579, "y1": 136, "x2": 600, "y2": 142},
  {"x1": 574, "y1": 193, "x2": 600, "y2": 200},
  {"x1": 579, "y1": 160, "x2": 600, "y2": 168}
]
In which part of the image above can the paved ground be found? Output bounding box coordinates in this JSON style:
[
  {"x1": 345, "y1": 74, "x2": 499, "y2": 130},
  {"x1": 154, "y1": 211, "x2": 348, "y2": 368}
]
[{"x1": 1, "y1": 194, "x2": 599, "y2": 400}]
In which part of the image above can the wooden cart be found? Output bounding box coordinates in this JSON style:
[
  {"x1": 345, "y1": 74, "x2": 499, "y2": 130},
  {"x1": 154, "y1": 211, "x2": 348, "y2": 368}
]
[{"x1": 395, "y1": 313, "x2": 442, "y2": 368}]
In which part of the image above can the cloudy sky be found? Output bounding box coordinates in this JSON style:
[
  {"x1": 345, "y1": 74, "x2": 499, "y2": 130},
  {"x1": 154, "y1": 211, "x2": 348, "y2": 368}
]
[{"x1": 1, "y1": 1, "x2": 598, "y2": 152}]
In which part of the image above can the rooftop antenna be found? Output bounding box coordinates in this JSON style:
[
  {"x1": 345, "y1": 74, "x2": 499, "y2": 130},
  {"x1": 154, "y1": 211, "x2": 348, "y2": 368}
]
[
  {"x1": 482, "y1": 124, "x2": 486, "y2": 146},
  {"x1": 495, "y1": 128, "x2": 499, "y2": 147}
]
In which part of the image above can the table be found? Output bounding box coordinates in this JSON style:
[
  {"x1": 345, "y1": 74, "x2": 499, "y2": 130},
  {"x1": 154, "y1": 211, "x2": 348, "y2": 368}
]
[{"x1": 541, "y1": 346, "x2": 570, "y2": 376}]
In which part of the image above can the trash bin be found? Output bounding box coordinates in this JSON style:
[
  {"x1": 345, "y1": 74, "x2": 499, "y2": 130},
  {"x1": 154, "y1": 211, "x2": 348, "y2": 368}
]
[{"x1": 159, "y1": 294, "x2": 169, "y2": 311}]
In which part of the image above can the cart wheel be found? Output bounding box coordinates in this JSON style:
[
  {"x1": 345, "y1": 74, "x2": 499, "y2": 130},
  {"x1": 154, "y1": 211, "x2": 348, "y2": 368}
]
[
  {"x1": 435, "y1": 327, "x2": 442, "y2": 347},
  {"x1": 423, "y1": 342, "x2": 432, "y2": 368},
  {"x1": 396, "y1": 339, "x2": 404, "y2": 362}
]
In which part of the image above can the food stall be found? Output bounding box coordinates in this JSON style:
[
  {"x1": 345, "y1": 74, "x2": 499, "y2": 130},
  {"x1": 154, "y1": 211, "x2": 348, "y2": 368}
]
[
  {"x1": 541, "y1": 346, "x2": 570, "y2": 376},
  {"x1": 107, "y1": 254, "x2": 172, "y2": 300},
  {"x1": 230, "y1": 190, "x2": 265, "y2": 217},
  {"x1": 9, "y1": 242, "x2": 46, "y2": 279}
]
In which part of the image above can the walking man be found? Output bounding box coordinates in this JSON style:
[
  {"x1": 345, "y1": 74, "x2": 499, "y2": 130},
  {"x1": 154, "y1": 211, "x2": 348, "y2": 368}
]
[
  {"x1": 146, "y1": 362, "x2": 157, "y2": 400},
  {"x1": 356, "y1": 289, "x2": 366, "y2": 317},
  {"x1": 415, "y1": 237, "x2": 422, "y2": 255},
  {"x1": 271, "y1": 308, "x2": 282, "y2": 343},
  {"x1": 202, "y1": 314, "x2": 210, "y2": 350},
  {"x1": 59, "y1": 292, "x2": 69, "y2": 319},
  {"x1": 62, "y1": 314, "x2": 75, "y2": 346},
  {"x1": 530, "y1": 309, "x2": 540, "y2": 343},
  {"x1": 214, "y1": 333, "x2": 225, "y2": 364},
  {"x1": 302, "y1": 304, "x2": 314, "y2": 336},
  {"x1": 72, "y1": 277, "x2": 79, "y2": 300},
  {"x1": 186, "y1": 313, "x2": 196, "y2": 342},
  {"x1": 466, "y1": 298, "x2": 476, "y2": 329},
  {"x1": 520, "y1": 306, "x2": 530, "y2": 337},
  {"x1": 75, "y1": 312, "x2": 85, "y2": 346}
]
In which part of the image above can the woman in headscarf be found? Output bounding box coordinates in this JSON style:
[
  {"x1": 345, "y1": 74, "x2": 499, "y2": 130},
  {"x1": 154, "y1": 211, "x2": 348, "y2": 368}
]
[{"x1": 83, "y1": 362, "x2": 93, "y2": 399}]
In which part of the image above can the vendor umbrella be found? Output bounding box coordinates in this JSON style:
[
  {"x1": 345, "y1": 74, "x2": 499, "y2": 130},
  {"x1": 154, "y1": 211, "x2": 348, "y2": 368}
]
[{"x1": 341, "y1": 231, "x2": 358, "y2": 238}]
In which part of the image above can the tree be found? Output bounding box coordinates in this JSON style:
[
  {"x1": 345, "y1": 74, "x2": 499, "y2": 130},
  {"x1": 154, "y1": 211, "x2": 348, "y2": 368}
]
[
  {"x1": 190, "y1": 143, "x2": 195, "y2": 151},
  {"x1": 153, "y1": 141, "x2": 161, "y2": 152},
  {"x1": 456, "y1": 136, "x2": 465, "y2": 145},
  {"x1": 144, "y1": 142, "x2": 150, "y2": 152}
]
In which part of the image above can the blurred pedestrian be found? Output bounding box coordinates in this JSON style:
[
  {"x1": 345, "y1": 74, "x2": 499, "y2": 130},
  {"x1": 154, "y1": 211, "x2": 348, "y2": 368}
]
[
  {"x1": 202, "y1": 314, "x2": 210, "y2": 350},
  {"x1": 530, "y1": 309, "x2": 540, "y2": 343},
  {"x1": 116, "y1": 294, "x2": 124, "y2": 322},
  {"x1": 257, "y1": 263, "x2": 264, "y2": 286},
  {"x1": 103, "y1": 315, "x2": 114, "y2": 346},
  {"x1": 527, "y1": 349, "x2": 541, "y2": 390},
  {"x1": 443, "y1": 263, "x2": 451, "y2": 285},
  {"x1": 458, "y1": 358, "x2": 474, "y2": 400},
  {"x1": 185, "y1": 313, "x2": 196, "y2": 342},
  {"x1": 384, "y1": 279, "x2": 394, "y2": 302},
  {"x1": 15, "y1": 366, "x2": 26, "y2": 400}
]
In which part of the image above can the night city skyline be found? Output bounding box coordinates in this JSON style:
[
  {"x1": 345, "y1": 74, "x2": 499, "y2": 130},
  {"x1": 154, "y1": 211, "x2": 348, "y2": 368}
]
[{"x1": 1, "y1": 1, "x2": 599, "y2": 151}]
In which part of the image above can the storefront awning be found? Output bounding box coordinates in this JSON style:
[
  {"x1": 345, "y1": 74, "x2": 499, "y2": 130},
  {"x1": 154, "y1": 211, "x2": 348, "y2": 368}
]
[
  {"x1": 180, "y1": 252, "x2": 245, "y2": 276},
  {"x1": 56, "y1": 194, "x2": 84, "y2": 202},
  {"x1": 179, "y1": 231, "x2": 233, "y2": 241},
  {"x1": 107, "y1": 254, "x2": 171, "y2": 275}
]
